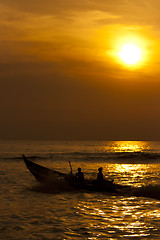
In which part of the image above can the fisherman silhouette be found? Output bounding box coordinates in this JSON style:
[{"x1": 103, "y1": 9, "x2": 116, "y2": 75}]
[
  {"x1": 75, "y1": 168, "x2": 84, "y2": 185},
  {"x1": 97, "y1": 167, "x2": 103, "y2": 183}
]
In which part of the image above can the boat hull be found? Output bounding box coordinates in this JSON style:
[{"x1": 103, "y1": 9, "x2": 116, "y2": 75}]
[{"x1": 23, "y1": 155, "x2": 65, "y2": 184}]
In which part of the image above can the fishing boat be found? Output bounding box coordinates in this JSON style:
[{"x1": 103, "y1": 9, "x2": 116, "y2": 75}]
[
  {"x1": 23, "y1": 155, "x2": 66, "y2": 184},
  {"x1": 23, "y1": 155, "x2": 130, "y2": 193}
]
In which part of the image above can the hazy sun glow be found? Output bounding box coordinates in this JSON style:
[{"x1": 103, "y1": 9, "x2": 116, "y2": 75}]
[{"x1": 119, "y1": 43, "x2": 142, "y2": 65}]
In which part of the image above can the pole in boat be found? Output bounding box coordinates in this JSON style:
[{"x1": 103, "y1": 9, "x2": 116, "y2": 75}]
[{"x1": 69, "y1": 161, "x2": 73, "y2": 174}]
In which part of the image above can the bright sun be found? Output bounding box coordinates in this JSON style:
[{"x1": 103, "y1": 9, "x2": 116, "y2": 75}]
[{"x1": 119, "y1": 43, "x2": 142, "y2": 65}]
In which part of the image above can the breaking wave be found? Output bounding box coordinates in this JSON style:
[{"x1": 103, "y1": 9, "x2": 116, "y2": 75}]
[{"x1": 28, "y1": 180, "x2": 160, "y2": 201}]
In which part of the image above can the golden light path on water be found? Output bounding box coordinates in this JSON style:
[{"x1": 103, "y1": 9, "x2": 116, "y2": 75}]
[
  {"x1": 105, "y1": 141, "x2": 152, "y2": 153},
  {"x1": 98, "y1": 141, "x2": 153, "y2": 187}
]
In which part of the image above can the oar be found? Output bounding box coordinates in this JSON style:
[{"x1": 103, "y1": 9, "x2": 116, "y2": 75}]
[{"x1": 69, "y1": 161, "x2": 73, "y2": 174}]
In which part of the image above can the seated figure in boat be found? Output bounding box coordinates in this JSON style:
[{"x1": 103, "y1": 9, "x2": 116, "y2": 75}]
[
  {"x1": 97, "y1": 167, "x2": 114, "y2": 191},
  {"x1": 75, "y1": 168, "x2": 84, "y2": 185},
  {"x1": 97, "y1": 167, "x2": 104, "y2": 184}
]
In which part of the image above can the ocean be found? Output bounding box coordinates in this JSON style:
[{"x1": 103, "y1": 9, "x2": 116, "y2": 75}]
[{"x1": 1, "y1": 140, "x2": 160, "y2": 239}]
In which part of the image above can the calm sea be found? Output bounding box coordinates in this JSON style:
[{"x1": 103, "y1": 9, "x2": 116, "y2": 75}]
[{"x1": 1, "y1": 140, "x2": 160, "y2": 239}]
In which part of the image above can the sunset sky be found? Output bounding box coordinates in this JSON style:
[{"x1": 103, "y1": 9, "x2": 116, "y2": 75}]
[{"x1": 1, "y1": 0, "x2": 160, "y2": 140}]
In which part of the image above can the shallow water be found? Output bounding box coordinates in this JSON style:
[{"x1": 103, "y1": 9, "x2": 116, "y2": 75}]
[{"x1": 1, "y1": 140, "x2": 160, "y2": 239}]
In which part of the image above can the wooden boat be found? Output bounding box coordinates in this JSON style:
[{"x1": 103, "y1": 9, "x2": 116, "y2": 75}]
[
  {"x1": 23, "y1": 155, "x2": 130, "y2": 193},
  {"x1": 23, "y1": 155, "x2": 65, "y2": 184}
]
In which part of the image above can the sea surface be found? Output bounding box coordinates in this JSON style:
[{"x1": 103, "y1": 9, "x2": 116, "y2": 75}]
[{"x1": 1, "y1": 140, "x2": 160, "y2": 239}]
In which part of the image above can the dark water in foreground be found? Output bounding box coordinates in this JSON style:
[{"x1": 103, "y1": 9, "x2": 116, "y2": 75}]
[{"x1": 1, "y1": 140, "x2": 160, "y2": 239}]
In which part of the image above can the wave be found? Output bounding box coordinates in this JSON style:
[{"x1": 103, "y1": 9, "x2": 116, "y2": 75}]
[
  {"x1": 0, "y1": 155, "x2": 47, "y2": 161},
  {"x1": 133, "y1": 184, "x2": 160, "y2": 200},
  {"x1": 27, "y1": 180, "x2": 160, "y2": 201},
  {"x1": 1, "y1": 151, "x2": 160, "y2": 163}
]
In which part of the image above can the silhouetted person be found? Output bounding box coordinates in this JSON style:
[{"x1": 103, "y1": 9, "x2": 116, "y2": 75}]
[
  {"x1": 75, "y1": 168, "x2": 84, "y2": 185},
  {"x1": 97, "y1": 167, "x2": 103, "y2": 183}
]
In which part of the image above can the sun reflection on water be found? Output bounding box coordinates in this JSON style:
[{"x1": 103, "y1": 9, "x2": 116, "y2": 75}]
[
  {"x1": 105, "y1": 141, "x2": 151, "y2": 153},
  {"x1": 109, "y1": 164, "x2": 149, "y2": 187},
  {"x1": 114, "y1": 164, "x2": 143, "y2": 173}
]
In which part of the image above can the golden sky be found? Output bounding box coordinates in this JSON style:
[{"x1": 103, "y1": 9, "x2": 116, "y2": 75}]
[{"x1": 1, "y1": 0, "x2": 160, "y2": 140}]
